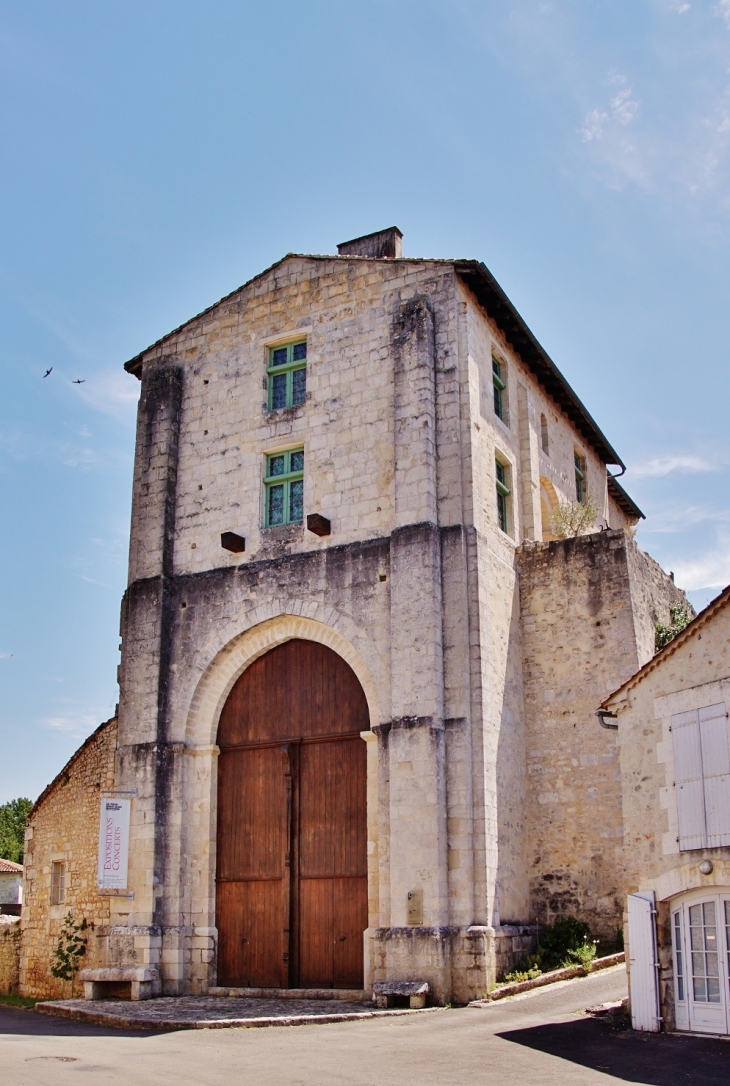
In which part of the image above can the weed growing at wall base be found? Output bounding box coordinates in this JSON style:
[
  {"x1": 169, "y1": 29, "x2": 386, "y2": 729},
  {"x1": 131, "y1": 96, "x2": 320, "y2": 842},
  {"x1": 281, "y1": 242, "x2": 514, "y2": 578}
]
[
  {"x1": 502, "y1": 917, "x2": 598, "y2": 983},
  {"x1": 50, "y1": 913, "x2": 90, "y2": 983}
]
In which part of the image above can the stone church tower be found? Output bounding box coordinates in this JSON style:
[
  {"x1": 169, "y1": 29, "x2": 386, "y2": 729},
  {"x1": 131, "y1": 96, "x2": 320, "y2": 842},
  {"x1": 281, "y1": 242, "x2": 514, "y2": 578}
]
[{"x1": 70, "y1": 229, "x2": 685, "y2": 1003}]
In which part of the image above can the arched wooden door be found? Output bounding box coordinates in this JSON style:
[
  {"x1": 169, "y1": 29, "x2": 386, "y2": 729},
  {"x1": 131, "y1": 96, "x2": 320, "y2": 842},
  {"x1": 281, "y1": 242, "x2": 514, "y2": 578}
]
[{"x1": 216, "y1": 639, "x2": 369, "y2": 989}]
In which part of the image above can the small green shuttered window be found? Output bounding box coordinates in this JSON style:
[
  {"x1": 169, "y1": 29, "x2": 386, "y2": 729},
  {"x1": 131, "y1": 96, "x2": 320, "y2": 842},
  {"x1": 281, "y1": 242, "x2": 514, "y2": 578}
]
[
  {"x1": 268, "y1": 340, "x2": 307, "y2": 410},
  {"x1": 493, "y1": 356, "x2": 506, "y2": 422},
  {"x1": 574, "y1": 451, "x2": 587, "y2": 503},
  {"x1": 265, "y1": 448, "x2": 304, "y2": 526},
  {"x1": 496, "y1": 459, "x2": 510, "y2": 534}
]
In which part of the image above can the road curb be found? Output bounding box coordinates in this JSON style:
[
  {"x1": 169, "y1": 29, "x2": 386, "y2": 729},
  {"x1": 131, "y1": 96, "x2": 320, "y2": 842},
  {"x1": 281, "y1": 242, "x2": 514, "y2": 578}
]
[{"x1": 469, "y1": 952, "x2": 625, "y2": 1005}]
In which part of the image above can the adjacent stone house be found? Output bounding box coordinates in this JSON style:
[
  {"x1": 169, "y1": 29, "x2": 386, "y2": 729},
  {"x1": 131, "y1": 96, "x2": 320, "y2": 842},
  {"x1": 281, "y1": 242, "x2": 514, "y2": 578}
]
[
  {"x1": 0, "y1": 858, "x2": 23, "y2": 913},
  {"x1": 600, "y1": 585, "x2": 730, "y2": 1035},
  {"x1": 19, "y1": 718, "x2": 117, "y2": 999},
  {"x1": 20, "y1": 228, "x2": 687, "y2": 1003}
]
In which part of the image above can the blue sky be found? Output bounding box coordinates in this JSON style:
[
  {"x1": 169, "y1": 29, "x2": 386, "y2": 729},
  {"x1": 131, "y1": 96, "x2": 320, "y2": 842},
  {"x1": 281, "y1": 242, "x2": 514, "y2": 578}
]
[{"x1": 2, "y1": 0, "x2": 730, "y2": 803}]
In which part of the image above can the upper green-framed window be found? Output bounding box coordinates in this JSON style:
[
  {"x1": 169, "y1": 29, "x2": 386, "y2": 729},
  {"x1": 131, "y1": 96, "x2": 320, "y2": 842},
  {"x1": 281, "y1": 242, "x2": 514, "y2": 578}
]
[
  {"x1": 264, "y1": 447, "x2": 304, "y2": 527},
  {"x1": 496, "y1": 458, "x2": 511, "y2": 535},
  {"x1": 492, "y1": 356, "x2": 508, "y2": 423},
  {"x1": 267, "y1": 340, "x2": 307, "y2": 410},
  {"x1": 574, "y1": 451, "x2": 587, "y2": 504}
]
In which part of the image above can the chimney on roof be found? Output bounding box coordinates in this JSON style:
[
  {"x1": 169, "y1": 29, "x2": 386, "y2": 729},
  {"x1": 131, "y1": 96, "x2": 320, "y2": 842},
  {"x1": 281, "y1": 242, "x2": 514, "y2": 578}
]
[{"x1": 337, "y1": 227, "x2": 403, "y2": 259}]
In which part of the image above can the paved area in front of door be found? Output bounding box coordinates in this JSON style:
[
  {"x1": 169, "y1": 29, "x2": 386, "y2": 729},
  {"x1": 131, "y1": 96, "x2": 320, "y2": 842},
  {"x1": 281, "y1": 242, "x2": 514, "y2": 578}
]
[
  {"x1": 4, "y1": 965, "x2": 730, "y2": 1085},
  {"x1": 35, "y1": 994, "x2": 410, "y2": 1030}
]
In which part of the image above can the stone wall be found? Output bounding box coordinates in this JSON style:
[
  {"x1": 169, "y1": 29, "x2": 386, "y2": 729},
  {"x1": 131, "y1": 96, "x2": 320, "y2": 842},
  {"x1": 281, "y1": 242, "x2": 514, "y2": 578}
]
[
  {"x1": 20, "y1": 718, "x2": 117, "y2": 999},
  {"x1": 0, "y1": 916, "x2": 20, "y2": 994},
  {"x1": 517, "y1": 530, "x2": 688, "y2": 941}
]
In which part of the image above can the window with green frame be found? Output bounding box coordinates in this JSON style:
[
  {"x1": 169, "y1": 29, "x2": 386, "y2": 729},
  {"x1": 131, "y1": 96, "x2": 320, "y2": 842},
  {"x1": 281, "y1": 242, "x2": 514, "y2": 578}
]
[
  {"x1": 264, "y1": 448, "x2": 304, "y2": 526},
  {"x1": 574, "y1": 451, "x2": 587, "y2": 503},
  {"x1": 496, "y1": 458, "x2": 511, "y2": 534},
  {"x1": 492, "y1": 355, "x2": 508, "y2": 424},
  {"x1": 267, "y1": 340, "x2": 307, "y2": 410}
]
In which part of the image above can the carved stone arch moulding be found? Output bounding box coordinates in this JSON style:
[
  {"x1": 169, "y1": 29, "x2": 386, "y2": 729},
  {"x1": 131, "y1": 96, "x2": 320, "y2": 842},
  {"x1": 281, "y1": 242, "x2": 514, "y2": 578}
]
[{"x1": 184, "y1": 610, "x2": 385, "y2": 750}]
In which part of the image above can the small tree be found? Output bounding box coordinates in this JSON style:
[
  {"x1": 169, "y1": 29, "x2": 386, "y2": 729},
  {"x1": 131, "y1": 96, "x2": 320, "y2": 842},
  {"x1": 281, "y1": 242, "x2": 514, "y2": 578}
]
[
  {"x1": 655, "y1": 603, "x2": 693, "y2": 653},
  {"x1": 0, "y1": 798, "x2": 33, "y2": 863},
  {"x1": 549, "y1": 497, "x2": 600, "y2": 539},
  {"x1": 50, "y1": 913, "x2": 90, "y2": 988}
]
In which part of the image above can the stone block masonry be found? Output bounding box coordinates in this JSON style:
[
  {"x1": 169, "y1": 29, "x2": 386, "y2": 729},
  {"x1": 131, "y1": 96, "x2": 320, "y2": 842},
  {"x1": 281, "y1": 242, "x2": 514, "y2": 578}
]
[
  {"x1": 0, "y1": 915, "x2": 20, "y2": 994},
  {"x1": 517, "y1": 530, "x2": 689, "y2": 939}
]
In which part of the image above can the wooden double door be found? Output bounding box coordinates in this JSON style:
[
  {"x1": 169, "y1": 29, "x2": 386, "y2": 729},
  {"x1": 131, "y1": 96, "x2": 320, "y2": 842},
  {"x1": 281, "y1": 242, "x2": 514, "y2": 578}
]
[{"x1": 216, "y1": 639, "x2": 369, "y2": 989}]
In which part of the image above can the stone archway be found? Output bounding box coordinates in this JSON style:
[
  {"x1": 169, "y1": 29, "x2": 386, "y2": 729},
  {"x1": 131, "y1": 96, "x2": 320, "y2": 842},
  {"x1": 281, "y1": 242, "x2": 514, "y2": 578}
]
[
  {"x1": 180, "y1": 614, "x2": 383, "y2": 993},
  {"x1": 540, "y1": 477, "x2": 559, "y2": 542},
  {"x1": 215, "y1": 638, "x2": 369, "y2": 989}
]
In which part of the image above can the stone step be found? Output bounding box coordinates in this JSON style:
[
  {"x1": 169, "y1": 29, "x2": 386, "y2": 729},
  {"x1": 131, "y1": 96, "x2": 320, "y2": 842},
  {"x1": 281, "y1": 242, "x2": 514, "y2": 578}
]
[{"x1": 207, "y1": 986, "x2": 368, "y2": 1002}]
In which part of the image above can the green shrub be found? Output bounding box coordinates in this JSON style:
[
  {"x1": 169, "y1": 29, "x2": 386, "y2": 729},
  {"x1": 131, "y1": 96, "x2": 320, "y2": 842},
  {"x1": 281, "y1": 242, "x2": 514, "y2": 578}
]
[
  {"x1": 655, "y1": 603, "x2": 693, "y2": 652},
  {"x1": 500, "y1": 917, "x2": 599, "y2": 982},
  {"x1": 535, "y1": 916, "x2": 593, "y2": 971}
]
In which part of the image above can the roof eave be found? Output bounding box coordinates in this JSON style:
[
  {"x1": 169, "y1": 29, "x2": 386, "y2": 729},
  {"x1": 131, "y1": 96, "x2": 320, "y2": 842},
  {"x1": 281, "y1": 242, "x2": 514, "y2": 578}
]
[
  {"x1": 607, "y1": 474, "x2": 645, "y2": 521},
  {"x1": 454, "y1": 261, "x2": 625, "y2": 469},
  {"x1": 599, "y1": 583, "x2": 730, "y2": 710}
]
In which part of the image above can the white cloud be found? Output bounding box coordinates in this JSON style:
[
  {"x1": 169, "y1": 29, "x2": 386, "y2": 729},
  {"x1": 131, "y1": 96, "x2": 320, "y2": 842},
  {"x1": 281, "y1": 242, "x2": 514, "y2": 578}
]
[
  {"x1": 41, "y1": 711, "x2": 102, "y2": 739},
  {"x1": 630, "y1": 454, "x2": 718, "y2": 477},
  {"x1": 75, "y1": 574, "x2": 110, "y2": 587},
  {"x1": 0, "y1": 652, "x2": 12, "y2": 659},
  {"x1": 673, "y1": 534, "x2": 730, "y2": 589},
  {"x1": 644, "y1": 504, "x2": 730, "y2": 532},
  {"x1": 74, "y1": 369, "x2": 140, "y2": 422},
  {"x1": 581, "y1": 75, "x2": 639, "y2": 143},
  {"x1": 719, "y1": 1, "x2": 730, "y2": 28},
  {"x1": 581, "y1": 108, "x2": 608, "y2": 142},
  {"x1": 62, "y1": 445, "x2": 100, "y2": 469},
  {"x1": 673, "y1": 2, "x2": 691, "y2": 14}
]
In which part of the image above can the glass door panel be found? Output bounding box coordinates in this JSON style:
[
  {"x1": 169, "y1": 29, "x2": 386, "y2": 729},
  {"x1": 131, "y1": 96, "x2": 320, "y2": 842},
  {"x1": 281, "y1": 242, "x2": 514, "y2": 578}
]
[
  {"x1": 684, "y1": 898, "x2": 728, "y2": 1034},
  {"x1": 672, "y1": 909, "x2": 689, "y2": 1030}
]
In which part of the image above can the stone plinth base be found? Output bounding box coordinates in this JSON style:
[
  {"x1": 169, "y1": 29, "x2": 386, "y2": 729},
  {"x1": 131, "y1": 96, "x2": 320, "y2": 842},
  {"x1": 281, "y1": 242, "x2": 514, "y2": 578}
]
[{"x1": 371, "y1": 925, "x2": 538, "y2": 1004}]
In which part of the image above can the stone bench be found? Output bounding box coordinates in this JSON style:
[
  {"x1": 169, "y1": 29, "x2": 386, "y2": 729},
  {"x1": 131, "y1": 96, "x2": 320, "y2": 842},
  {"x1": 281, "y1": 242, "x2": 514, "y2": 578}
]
[
  {"x1": 78, "y1": 967, "x2": 159, "y2": 1002},
  {"x1": 373, "y1": 980, "x2": 429, "y2": 1010}
]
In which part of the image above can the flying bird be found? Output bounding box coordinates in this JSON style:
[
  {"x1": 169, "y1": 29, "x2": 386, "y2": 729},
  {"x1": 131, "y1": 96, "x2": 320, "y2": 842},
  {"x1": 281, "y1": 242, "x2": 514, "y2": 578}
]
[
  {"x1": 43, "y1": 367, "x2": 52, "y2": 378},
  {"x1": 72, "y1": 379, "x2": 86, "y2": 384}
]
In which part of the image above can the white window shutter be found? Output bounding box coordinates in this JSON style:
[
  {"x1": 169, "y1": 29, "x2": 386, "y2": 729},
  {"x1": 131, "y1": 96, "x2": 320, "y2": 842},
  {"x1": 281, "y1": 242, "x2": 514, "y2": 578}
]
[
  {"x1": 672, "y1": 710, "x2": 706, "y2": 850},
  {"x1": 628, "y1": 891, "x2": 660, "y2": 1032},
  {"x1": 699, "y1": 703, "x2": 730, "y2": 848}
]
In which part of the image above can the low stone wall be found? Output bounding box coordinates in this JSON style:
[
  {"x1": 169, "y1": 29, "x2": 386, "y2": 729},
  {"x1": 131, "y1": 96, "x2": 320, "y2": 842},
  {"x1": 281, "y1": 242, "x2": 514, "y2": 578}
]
[
  {"x1": 0, "y1": 915, "x2": 20, "y2": 994},
  {"x1": 493, "y1": 925, "x2": 538, "y2": 981}
]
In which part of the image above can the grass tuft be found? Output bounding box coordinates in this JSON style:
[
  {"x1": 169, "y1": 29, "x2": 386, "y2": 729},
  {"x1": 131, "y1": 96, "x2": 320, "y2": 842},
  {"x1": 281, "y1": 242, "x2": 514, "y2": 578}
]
[{"x1": 0, "y1": 992, "x2": 37, "y2": 1009}]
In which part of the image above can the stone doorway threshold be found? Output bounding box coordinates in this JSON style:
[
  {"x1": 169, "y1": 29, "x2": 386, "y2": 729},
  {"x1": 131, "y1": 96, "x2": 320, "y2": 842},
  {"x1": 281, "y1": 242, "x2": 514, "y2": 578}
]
[{"x1": 35, "y1": 995, "x2": 442, "y2": 1032}]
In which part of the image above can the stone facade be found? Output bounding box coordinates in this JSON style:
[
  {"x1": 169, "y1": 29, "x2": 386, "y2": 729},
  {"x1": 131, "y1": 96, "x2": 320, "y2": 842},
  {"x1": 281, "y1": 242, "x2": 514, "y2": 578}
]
[
  {"x1": 20, "y1": 230, "x2": 685, "y2": 1004},
  {"x1": 601, "y1": 587, "x2": 730, "y2": 1032},
  {"x1": 19, "y1": 719, "x2": 117, "y2": 999}
]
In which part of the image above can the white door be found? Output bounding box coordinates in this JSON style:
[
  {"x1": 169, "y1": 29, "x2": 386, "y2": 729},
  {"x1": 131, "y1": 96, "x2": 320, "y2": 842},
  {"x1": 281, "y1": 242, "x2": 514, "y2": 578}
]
[
  {"x1": 628, "y1": 892, "x2": 660, "y2": 1032},
  {"x1": 672, "y1": 893, "x2": 730, "y2": 1035}
]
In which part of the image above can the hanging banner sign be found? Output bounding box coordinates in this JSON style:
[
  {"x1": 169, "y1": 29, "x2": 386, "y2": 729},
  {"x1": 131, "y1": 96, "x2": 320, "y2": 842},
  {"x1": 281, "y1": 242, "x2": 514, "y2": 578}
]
[{"x1": 97, "y1": 798, "x2": 131, "y2": 890}]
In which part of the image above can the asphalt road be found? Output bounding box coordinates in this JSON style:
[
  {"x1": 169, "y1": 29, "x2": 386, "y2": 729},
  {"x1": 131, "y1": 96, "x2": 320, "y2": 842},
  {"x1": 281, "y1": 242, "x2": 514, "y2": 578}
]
[{"x1": 2, "y1": 966, "x2": 729, "y2": 1086}]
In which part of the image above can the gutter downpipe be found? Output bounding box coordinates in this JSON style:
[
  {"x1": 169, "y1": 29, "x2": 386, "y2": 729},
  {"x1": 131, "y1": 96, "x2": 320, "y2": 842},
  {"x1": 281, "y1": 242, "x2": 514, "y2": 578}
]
[{"x1": 596, "y1": 709, "x2": 619, "y2": 730}]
